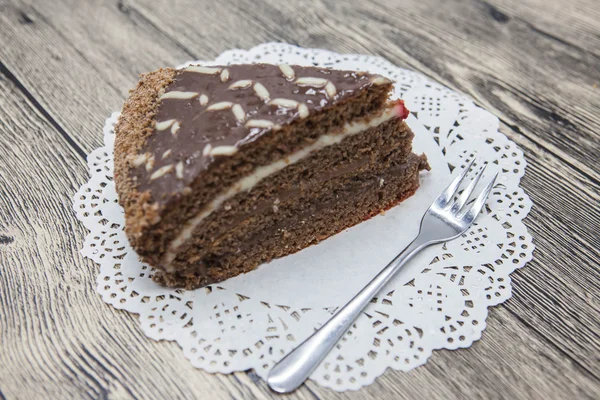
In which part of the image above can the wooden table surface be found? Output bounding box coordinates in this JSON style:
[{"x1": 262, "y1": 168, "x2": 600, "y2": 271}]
[{"x1": 1, "y1": 0, "x2": 599, "y2": 398}]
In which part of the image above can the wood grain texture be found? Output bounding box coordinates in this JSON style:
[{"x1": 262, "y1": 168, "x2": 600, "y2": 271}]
[{"x1": 0, "y1": 0, "x2": 599, "y2": 398}]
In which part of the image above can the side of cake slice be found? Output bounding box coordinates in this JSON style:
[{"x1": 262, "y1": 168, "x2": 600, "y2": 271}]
[{"x1": 114, "y1": 63, "x2": 429, "y2": 289}]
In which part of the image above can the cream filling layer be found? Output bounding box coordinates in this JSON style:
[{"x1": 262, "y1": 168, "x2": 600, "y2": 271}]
[{"x1": 164, "y1": 106, "x2": 399, "y2": 268}]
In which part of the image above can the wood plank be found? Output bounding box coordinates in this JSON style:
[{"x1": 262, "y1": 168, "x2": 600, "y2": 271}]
[
  {"x1": 0, "y1": 0, "x2": 599, "y2": 398},
  {"x1": 0, "y1": 0, "x2": 193, "y2": 153},
  {"x1": 489, "y1": 0, "x2": 600, "y2": 58}
]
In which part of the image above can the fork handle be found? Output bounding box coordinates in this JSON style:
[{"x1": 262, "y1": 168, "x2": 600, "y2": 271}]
[{"x1": 267, "y1": 236, "x2": 431, "y2": 393}]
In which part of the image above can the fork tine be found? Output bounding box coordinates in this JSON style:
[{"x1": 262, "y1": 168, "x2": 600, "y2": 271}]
[
  {"x1": 461, "y1": 172, "x2": 498, "y2": 223},
  {"x1": 450, "y1": 163, "x2": 488, "y2": 212},
  {"x1": 435, "y1": 159, "x2": 475, "y2": 207}
]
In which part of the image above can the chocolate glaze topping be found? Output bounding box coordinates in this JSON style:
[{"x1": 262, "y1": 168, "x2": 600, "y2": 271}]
[{"x1": 134, "y1": 64, "x2": 395, "y2": 199}]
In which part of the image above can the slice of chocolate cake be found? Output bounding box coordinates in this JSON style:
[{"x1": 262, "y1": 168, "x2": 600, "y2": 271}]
[{"x1": 114, "y1": 63, "x2": 429, "y2": 289}]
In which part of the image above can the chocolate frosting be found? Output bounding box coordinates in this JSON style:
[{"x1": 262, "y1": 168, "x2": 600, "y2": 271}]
[{"x1": 134, "y1": 64, "x2": 391, "y2": 198}]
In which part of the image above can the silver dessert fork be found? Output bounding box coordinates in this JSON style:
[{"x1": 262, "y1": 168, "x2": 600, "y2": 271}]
[{"x1": 268, "y1": 160, "x2": 497, "y2": 393}]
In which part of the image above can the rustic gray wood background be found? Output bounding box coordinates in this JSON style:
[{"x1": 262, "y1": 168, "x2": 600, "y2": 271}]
[{"x1": 0, "y1": 0, "x2": 598, "y2": 398}]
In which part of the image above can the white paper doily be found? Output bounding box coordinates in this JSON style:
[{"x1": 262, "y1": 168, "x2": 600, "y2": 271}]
[{"x1": 73, "y1": 43, "x2": 534, "y2": 392}]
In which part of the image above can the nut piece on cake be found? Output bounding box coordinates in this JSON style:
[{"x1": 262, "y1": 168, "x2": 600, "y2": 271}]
[{"x1": 114, "y1": 63, "x2": 430, "y2": 289}]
